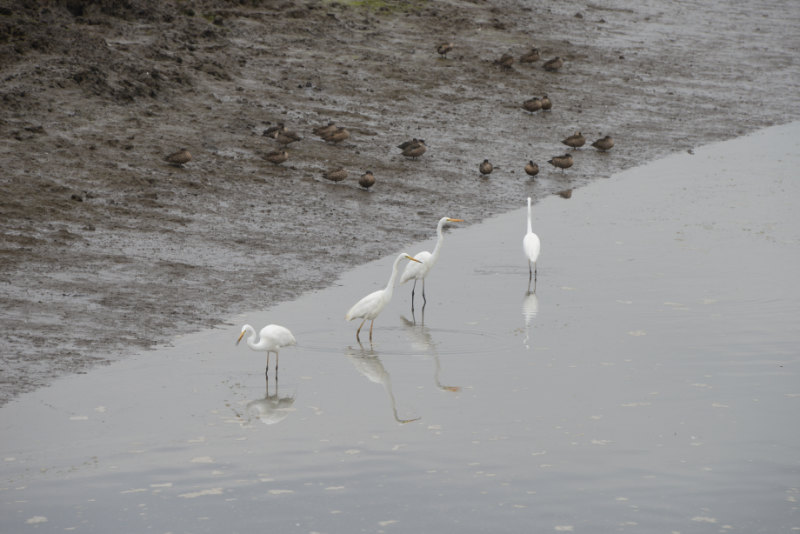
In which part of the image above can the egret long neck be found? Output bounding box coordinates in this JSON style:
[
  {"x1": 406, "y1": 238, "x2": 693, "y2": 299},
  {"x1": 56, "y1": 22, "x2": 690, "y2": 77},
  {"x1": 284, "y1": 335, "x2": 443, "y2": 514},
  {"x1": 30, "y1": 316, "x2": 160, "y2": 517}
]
[
  {"x1": 527, "y1": 199, "x2": 533, "y2": 235},
  {"x1": 431, "y1": 220, "x2": 446, "y2": 262},
  {"x1": 384, "y1": 255, "x2": 404, "y2": 294},
  {"x1": 246, "y1": 326, "x2": 259, "y2": 349}
]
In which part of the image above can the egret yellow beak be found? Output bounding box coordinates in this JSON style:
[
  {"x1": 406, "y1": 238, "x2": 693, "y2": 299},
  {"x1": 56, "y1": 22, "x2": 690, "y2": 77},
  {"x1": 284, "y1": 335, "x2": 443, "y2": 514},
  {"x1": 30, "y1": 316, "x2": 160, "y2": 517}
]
[
  {"x1": 236, "y1": 330, "x2": 246, "y2": 345},
  {"x1": 406, "y1": 255, "x2": 422, "y2": 263},
  {"x1": 447, "y1": 218, "x2": 464, "y2": 222}
]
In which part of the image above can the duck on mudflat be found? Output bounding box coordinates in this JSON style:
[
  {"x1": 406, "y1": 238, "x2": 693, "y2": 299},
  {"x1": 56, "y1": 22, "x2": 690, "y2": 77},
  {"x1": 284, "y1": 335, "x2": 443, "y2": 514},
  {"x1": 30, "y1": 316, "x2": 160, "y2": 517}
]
[
  {"x1": 543, "y1": 56, "x2": 563, "y2": 71},
  {"x1": 547, "y1": 153, "x2": 574, "y2": 172},
  {"x1": 525, "y1": 160, "x2": 539, "y2": 177},
  {"x1": 591, "y1": 135, "x2": 615, "y2": 151},
  {"x1": 561, "y1": 132, "x2": 586, "y2": 149}
]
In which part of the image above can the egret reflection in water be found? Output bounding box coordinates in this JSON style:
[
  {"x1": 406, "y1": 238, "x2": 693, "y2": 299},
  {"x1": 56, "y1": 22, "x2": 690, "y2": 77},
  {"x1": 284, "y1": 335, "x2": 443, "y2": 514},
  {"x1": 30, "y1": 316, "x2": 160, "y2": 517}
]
[
  {"x1": 522, "y1": 289, "x2": 539, "y2": 349},
  {"x1": 400, "y1": 314, "x2": 461, "y2": 393},
  {"x1": 245, "y1": 375, "x2": 296, "y2": 426},
  {"x1": 345, "y1": 344, "x2": 420, "y2": 424}
]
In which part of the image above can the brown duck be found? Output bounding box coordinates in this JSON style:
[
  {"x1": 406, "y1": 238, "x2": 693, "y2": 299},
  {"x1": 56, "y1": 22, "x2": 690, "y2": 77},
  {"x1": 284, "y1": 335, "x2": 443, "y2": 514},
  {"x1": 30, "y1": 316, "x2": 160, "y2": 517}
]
[
  {"x1": 561, "y1": 132, "x2": 586, "y2": 149},
  {"x1": 164, "y1": 148, "x2": 192, "y2": 167},
  {"x1": 323, "y1": 168, "x2": 348, "y2": 182},
  {"x1": 547, "y1": 153, "x2": 574, "y2": 172},
  {"x1": 263, "y1": 122, "x2": 285, "y2": 137},
  {"x1": 558, "y1": 188, "x2": 573, "y2": 199},
  {"x1": 401, "y1": 139, "x2": 427, "y2": 158},
  {"x1": 323, "y1": 126, "x2": 350, "y2": 144},
  {"x1": 543, "y1": 56, "x2": 564, "y2": 71},
  {"x1": 540, "y1": 94, "x2": 552, "y2": 111},
  {"x1": 524, "y1": 160, "x2": 539, "y2": 177},
  {"x1": 479, "y1": 159, "x2": 493, "y2": 175},
  {"x1": 519, "y1": 47, "x2": 540, "y2": 63},
  {"x1": 522, "y1": 97, "x2": 542, "y2": 113},
  {"x1": 359, "y1": 170, "x2": 376, "y2": 189},
  {"x1": 495, "y1": 53, "x2": 514, "y2": 69},
  {"x1": 437, "y1": 42, "x2": 454, "y2": 58},
  {"x1": 398, "y1": 138, "x2": 421, "y2": 150},
  {"x1": 274, "y1": 129, "x2": 302, "y2": 146},
  {"x1": 591, "y1": 135, "x2": 615, "y2": 151},
  {"x1": 313, "y1": 121, "x2": 337, "y2": 138},
  {"x1": 264, "y1": 150, "x2": 288, "y2": 165}
]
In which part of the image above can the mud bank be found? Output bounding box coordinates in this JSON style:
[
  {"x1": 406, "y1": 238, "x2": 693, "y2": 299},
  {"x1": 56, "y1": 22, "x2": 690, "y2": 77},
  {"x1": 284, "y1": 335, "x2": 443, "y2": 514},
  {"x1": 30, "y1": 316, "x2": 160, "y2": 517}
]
[{"x1": 1, "y1": 0, "x2": 799, "y2": 404}]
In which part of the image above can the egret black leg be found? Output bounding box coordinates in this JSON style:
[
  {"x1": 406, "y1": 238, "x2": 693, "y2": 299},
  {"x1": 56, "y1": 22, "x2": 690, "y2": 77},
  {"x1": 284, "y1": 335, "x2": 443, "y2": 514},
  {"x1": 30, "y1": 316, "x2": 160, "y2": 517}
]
[
  {"x1": 411, "y1": 280, "x2": 417, "y2": 311},
  {"x1": 421, "y1": 279, "x2": 427, "y2": 305}
]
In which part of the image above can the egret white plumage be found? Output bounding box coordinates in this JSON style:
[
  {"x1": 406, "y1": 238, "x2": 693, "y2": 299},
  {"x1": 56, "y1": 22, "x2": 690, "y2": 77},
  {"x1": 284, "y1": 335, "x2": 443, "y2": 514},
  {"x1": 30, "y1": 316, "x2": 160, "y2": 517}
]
[
  {"x1": 346, "y1": 253, "x2": 421, "y2": 342},
  {"x1": 523, "y1": 197, "x2": 541, "y2": 286},
  {"x1": 399, "y1": 217, "x2": 463, "y2": 309},
  {"x1": 236, "y1": 324, "x2": 297, "y2": 376}
]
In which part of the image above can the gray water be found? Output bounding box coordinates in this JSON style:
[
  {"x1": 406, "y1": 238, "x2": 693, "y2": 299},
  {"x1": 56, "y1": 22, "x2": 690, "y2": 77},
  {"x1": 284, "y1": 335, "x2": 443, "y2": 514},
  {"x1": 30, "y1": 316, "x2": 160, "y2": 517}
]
[{"x1": 1, "y1": 123, "x2": 799, "y2": 532}]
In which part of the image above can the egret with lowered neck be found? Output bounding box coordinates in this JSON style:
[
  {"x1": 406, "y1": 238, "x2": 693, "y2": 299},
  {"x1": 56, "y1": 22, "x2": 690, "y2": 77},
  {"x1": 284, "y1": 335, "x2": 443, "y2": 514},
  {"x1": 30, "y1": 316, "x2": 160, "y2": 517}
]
[{"x1": 236, "y1": 323, "x2": 296, "y2": 377}]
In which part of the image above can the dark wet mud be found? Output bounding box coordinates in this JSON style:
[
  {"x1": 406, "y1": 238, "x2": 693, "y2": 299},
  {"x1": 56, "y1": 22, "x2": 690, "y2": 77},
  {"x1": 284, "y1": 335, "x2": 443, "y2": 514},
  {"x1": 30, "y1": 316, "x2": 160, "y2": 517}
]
[{"x1": 1, "y1": 0, "x2": 798, "y2": 404}]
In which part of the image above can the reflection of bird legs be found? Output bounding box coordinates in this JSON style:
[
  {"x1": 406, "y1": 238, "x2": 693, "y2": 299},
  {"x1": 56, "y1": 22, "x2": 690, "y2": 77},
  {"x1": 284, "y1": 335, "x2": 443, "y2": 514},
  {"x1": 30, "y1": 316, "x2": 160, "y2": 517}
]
[
  {"x1": 528, "y1": 266, "x2": 537, "y2": 293},
  {"x1": 264, "y1": 373, "x2": 273, "y2": 398},
  {"x1": 400, "y1": 314, "x2": 460, "y2": 393},
  {"x1": 347, "y1": 346, "x2": 419, "y2": 424},
  {"x1": 410, "y1": 301, "x2": 426, "y2": 325},
  {"x1": 433, "y1": 354, "x2": 461, "y2": 392},
  {"x1": 385, "y1": 381, "x2": 420, "y2": 424},
  {"x1": 245, "y1": 373, "x2": 296, "y2": 426},
  {"x1": 522, "y1": 289, "x2": 539, "y2": 349}
]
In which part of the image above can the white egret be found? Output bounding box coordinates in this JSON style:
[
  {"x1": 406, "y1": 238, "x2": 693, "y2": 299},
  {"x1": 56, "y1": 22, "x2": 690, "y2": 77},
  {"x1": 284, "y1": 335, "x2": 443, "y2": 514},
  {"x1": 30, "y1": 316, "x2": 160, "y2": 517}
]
[
  {"x1": 236, "y1": 324, "x2": 297, "y2": 376},
  {"x1": 399, "y1": 217, "x2": 464, "y2": 309},
  {"x1": 523, "y1": 197, "x2": 541, "y2": 285},
  {"x1": 346, "y1": 253, "x2": 421, "y2": 342}
]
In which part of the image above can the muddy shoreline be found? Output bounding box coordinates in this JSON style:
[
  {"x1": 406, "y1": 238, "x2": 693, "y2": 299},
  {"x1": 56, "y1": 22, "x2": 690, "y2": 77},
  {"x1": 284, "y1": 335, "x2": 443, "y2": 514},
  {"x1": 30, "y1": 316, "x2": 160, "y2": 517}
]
[{"x1": 1, "y1": 0, "x2": 798, "y2": 405}]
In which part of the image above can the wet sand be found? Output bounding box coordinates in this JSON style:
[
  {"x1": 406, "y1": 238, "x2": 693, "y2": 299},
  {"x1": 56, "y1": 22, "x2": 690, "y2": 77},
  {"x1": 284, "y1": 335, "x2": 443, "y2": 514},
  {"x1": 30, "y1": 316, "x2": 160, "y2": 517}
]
[
  {"x1": 1, "y1": 123, "x2": 798, "y2": 532},
  {"x1": 2, "y1": 0, "x2": 800, "y2": 404}
]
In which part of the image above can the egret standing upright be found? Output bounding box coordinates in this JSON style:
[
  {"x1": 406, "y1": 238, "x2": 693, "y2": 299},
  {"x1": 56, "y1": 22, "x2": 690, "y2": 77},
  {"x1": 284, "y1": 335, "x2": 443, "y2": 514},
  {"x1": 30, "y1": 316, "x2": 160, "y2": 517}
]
[
  {"x1": 400, "y1": 217, "x2": 464, "y2": 310},
  {"x1": 236, "y1": 324, "x2": 297, "y2": 377},
  {"x1": 346, "y1": 253, "x2": 422, "y2": 342},
  {"x1": 523, "y1": 197, "x2": 541, "y2": 288}
]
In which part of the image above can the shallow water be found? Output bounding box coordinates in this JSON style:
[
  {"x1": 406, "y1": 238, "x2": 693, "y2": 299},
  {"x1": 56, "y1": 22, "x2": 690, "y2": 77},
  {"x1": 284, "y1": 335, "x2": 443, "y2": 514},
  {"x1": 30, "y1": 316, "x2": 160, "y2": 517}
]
[{"x1": 2, "y1": 123, "x2": 799, "y2": 532}]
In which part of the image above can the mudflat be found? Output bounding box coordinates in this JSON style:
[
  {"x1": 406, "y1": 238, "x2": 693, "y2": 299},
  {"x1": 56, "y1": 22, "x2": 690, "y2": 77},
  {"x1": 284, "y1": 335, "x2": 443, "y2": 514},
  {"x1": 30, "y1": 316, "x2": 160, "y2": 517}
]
[{"x1": 1, "y1": 0, "x2": 798, "y2": 404}]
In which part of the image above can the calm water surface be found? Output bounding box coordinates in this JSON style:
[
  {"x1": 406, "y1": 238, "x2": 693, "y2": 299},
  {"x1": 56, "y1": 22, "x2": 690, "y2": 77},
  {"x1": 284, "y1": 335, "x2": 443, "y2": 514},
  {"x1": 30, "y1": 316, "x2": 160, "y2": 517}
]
[{"x1": 2, "y1": 124, "x2": 799, "y2": 532}]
